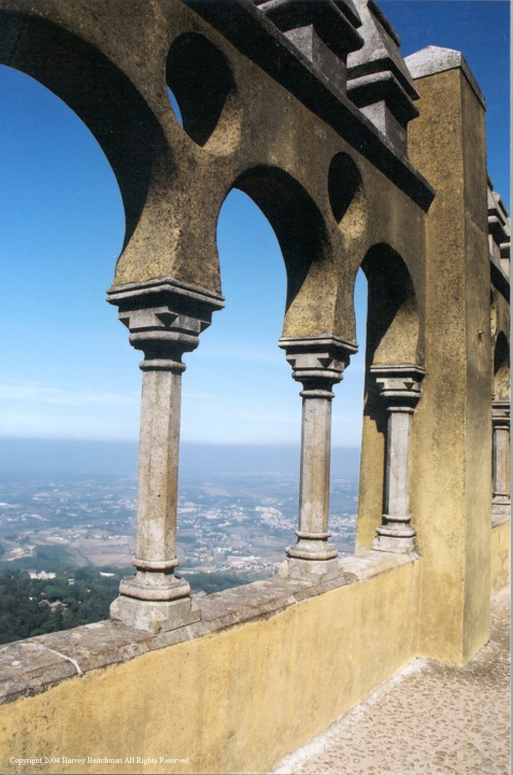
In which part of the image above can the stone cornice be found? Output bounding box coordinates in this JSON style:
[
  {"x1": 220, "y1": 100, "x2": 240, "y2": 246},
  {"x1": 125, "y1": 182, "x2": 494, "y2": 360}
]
[{"x1": 186, "y1": 0, "x2": 435, "y2": 211}]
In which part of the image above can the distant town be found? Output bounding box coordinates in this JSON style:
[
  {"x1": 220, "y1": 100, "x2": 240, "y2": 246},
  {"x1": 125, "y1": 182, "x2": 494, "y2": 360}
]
[{"x1": 0, "y1": 471, "x2": 358, "y2": 578}]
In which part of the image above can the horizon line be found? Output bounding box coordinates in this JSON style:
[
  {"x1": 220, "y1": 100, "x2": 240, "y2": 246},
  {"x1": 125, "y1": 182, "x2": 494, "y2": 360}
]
[{"x1": 0, "y1": 436, "x2": 361, "y2": 450}]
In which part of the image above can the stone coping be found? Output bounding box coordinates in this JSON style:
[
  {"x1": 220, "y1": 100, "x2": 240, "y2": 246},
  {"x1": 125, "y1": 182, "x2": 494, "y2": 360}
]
[
  {"x1": 405, "y1": 46, "x2": 485, "y2": 110},
  {"x1": 0, "y1": 550, "x2": 415, "y2": 706}
]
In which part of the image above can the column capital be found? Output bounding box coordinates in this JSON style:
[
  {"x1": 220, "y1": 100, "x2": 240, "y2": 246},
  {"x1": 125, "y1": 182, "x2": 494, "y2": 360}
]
[
  {"x1": 107, "y1": 277, "x2": 224, "y2": 369},
  {"x1": 492, "y1": 401, "x2": 510, "y2": 428},
  {"x1": 279, "y1": 335, "x2": 357, "y2": 396},
  {"x1": 370, "y1": 363, "x2": 425, "y2": 410}
]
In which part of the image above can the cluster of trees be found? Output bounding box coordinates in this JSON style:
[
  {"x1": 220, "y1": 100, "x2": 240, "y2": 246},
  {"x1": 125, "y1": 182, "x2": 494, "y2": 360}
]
[
  {"x1": 0, "y1": 566, "x2": 261, "y2": 643},
  {"x1": 0, "y1": 567, "x2": 124, "y2": 644}
]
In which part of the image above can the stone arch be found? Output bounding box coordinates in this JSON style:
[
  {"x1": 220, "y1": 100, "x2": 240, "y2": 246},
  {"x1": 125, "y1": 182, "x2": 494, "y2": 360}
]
[
  {"x1": 494, "y1": 331, "x2": 510, "y2": 402},
  {"x1": 0, "y1": 10, "x2": 170, "y2": 247},
  {"x1": 229, "y1": 166, "x2": 332, "y2": 333},
  {"x1": 354, "y1": 244, "x2": 422, "y2": 551},
  {"x1": 359, "y1": 243, "x2": 420, "y2": 367}
]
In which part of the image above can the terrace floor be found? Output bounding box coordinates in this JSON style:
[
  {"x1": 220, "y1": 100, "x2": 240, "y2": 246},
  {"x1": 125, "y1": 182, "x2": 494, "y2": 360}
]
[{"x1": 272, "y1": 587, "x2": 510, "y2": 775}]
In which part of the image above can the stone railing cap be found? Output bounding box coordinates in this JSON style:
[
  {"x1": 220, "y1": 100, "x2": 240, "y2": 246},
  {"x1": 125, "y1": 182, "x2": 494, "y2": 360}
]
[{"x1": 0, "y1": 551, "x2": 416, "y2": 705}]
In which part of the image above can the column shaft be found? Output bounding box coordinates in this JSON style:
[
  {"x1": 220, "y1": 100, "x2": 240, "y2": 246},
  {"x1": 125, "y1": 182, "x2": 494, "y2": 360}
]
[
  {"x1": 493, "y1": 426, "x2": 509, "y2": 498},
  {"x1": 385, "y1": 408, "x2": 413, "y2": 520},
  {"x1": 492, "y1": 403, "x2": 510, "y2": 517},
  {"x1": 135, "y1": 365, "x2": 183, "y2": 568},
  {"x1": 293, "y1": 391, "x2": 336, "y2": 559}
]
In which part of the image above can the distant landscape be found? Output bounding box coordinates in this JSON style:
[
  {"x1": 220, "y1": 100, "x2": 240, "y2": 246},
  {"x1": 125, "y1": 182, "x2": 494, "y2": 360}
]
[{"x1": 0, "y1": 438, "x2": 360, "y2": 642}]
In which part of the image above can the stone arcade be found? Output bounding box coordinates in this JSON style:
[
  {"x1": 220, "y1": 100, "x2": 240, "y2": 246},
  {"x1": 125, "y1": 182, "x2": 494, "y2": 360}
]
[{"x1": 0, "y1": 2, "x2": 509, "y2": 773}]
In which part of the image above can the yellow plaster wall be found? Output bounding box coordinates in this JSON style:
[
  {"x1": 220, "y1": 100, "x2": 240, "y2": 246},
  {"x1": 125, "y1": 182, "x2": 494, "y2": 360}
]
[
  {"x1": 491, "y1": 519, "x2": 510, "y2": 593},
  {"x1": 1, "y1": 562, "x2": 419, "y2": 775},
  {"x1": 408, "y1": 68, "x2": 492, "y2": 665},
  {"x1": 1, "y1": 520, "x2": 508, "y2": 775},
  {"x1": 356, "y1": 412, "x2": 385, "y2": 549}
]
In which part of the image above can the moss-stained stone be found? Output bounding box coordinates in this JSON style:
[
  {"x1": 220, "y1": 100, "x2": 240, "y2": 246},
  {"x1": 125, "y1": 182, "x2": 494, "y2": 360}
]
[{"x1": 407, "y1": 59, "x2": 492, "y2": 664}]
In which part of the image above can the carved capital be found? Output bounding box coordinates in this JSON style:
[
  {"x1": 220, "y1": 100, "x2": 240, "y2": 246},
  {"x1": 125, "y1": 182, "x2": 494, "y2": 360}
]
[
  {"x1": 370, "y1": 363, "x2": 425, "y2": 411},
  {"x1": 107, "y1": 277, "x2": 224, "y2": 369},
  {"x1": 279, "y1": 335, "x2": 358, "y2": 397},
  {"x1": 492, "y1": 401, "x2": 511, "y2": 430}
]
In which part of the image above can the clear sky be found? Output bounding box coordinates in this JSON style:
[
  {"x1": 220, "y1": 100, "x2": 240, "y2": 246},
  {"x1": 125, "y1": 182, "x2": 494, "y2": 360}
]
[{"x1": 0, "y1": 1, "x2": 509, "y2": 448}]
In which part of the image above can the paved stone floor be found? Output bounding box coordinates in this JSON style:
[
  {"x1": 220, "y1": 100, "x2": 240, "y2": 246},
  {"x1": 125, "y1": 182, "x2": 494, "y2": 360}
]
[{"x1": 272, "y1": 588, "x2": 510, "y2": 775}]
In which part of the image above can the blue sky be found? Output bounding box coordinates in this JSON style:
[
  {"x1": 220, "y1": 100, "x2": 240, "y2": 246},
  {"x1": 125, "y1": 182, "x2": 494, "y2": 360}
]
[{"x1": 0, "y1": 1, "x2": 509, "y2": 448}]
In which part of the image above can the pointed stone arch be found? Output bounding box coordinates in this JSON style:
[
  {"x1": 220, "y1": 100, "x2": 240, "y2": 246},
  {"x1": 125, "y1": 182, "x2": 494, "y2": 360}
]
[
  {"x1": 0, "y1": 10, "x2": 170, "y2": 247},
  {"x1": 230, "y1": 165, "x2": 334, "y2": 337},
  {"x1": 360, "y1": 243, "x2": 421, "y2": 367}
]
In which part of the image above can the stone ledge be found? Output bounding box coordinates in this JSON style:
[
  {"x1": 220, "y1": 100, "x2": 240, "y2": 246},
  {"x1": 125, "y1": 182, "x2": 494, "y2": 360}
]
[{"x1": 0, "y1": 550, "x2": 415, "y2": 705}]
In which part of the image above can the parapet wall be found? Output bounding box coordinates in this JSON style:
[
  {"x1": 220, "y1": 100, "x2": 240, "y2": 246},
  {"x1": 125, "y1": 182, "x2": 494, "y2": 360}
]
[
  {"x1": 1, "y1": 553, "x2": 419, "y2": 775},
  {"x1": 1, "y1": 530, "x2": 509, "y2": 775}
]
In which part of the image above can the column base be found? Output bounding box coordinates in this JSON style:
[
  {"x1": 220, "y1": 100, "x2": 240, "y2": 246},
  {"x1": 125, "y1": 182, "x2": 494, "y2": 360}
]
[
  {"x1": 119, "y1": 570, "x2": 191, "y2": 601},
  {"x1": 111, "y1": 571, "x2": 200, "y2": 633},
  {"x1": 110, "y1": 594, "x2": 200, "y2": 634},
  {"x1": 278, "y1": 556, "x2": 343, "y2": 582},
  {"x1": 373, "y1": 524, "x2": 416, "y2": 554},
  {"x1": 286, "y1": 533, "x2": 339, "y2": 562},
  {"x1": 491, "y1": 500, "x2": 511, "y2": 518}
]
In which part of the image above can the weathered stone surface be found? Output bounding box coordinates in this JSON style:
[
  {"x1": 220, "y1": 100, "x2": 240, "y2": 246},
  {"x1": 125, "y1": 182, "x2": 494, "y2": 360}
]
[
  {"x1": 0, "y1": 641, "x2": 77, "y2": 703},
  {"x1": 0, "y1": 551, "x2": 405, "y2": 705},
  {"x1": 488, "y1": 182, "x2": 511, "y2": 280},
  {"x1": 492, "y1": 401, "x2": 511, "y2": 518},
  {"x1": 254, "y1": 0, "x2": 363, "y2": 92},
  {"x1": 407, "y1": 42, "x2": 493, "y2": 664},
  {"x1": 279, "y1": 337, "x2": 357, "y2": 573},
  {"x1": 370, "y1": 364, "x2": 425, "y2": 553},
  {"x1": 346, "y1": 0, "x2": 419, "y2": 153},
  {"x1": 105, "y1": 281, "x2": 225, "y2": 632},
  {"x1": 405, "y1": 45, "x2": 485, "y2": 108}
]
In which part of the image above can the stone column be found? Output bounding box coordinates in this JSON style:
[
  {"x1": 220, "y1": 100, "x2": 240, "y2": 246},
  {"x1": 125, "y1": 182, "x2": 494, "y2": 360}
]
[
  {"x1": 106, "y1": 279, "x2": 224, "y2": 633},
  {"x1": 492, "y1": 401, "x2": 510, "y2": 517},
  {"x1": 371, "y1": 364, "x2": 425, "y2": 554},
  {"x1": 279, "y1": 336, "x2": 357, "y2": 580}
]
